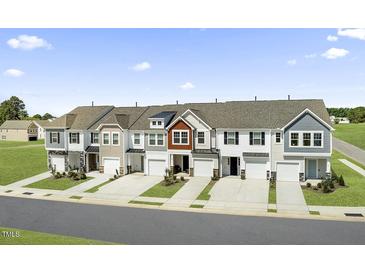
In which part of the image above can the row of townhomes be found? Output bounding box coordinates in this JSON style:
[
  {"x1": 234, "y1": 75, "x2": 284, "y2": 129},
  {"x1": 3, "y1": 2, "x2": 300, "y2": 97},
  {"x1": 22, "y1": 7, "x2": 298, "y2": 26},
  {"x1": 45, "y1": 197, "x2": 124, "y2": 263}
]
[{"x1": 44, "y1": 99, "x2": 333, "y2": 182}]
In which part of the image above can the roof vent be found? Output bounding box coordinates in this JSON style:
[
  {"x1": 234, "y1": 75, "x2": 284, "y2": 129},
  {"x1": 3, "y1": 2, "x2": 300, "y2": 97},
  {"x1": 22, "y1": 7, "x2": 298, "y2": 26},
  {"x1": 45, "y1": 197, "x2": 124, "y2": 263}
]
[
  {"x1": 92, "y1": 101, "x2": 94, "y2": 107},
  {"x1": 176, "y1": 100, "x2": 179, "y2": 105},
  {"x1": 215, "y1": 98, "x2": 218, "y2": 103},
  {"x1": 135, "y1": 102, "x2": 138, "y2": 107},
  {"x1": 288, "y1": 95, "x2": 291, "y2": 100},
  {"x1": 254, "y1": 96, "x2": 257, "y2": 101}
]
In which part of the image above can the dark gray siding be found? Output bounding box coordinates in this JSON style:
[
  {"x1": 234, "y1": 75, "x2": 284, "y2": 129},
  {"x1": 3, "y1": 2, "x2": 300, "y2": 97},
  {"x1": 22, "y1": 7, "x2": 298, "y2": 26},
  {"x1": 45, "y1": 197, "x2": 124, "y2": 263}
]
[
  {"x1": 45, "y1": 129, "x2": 66, "y2": 149},
  {"x1": 284, "y1": 113, "x2": 331, "y2": 153},
  {"x1": 144, "y1": 130, "x2": 167, "y2": 152}
]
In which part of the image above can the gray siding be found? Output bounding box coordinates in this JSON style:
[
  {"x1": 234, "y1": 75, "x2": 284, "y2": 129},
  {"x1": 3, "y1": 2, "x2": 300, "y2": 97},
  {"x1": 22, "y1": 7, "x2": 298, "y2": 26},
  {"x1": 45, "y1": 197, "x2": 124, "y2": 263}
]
[
  {"x1": 284, "y1": 113, "x2": 331, "y2": 153},
  {"x1": 144, "y1": 130, "x2": 167, "y2": 151},
  {"x1": 45, "y1": 129, "x2": 66, "y2": 149}
]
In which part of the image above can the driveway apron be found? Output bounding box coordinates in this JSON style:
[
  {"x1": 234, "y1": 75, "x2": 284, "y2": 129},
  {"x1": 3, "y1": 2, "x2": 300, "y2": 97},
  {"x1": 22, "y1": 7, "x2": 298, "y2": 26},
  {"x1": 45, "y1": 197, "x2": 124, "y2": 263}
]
[
  {"x1": 276, "y1": 181, "x2": 309, "y2": 214},
  {"x1": 163, "y1": 177, "x2": 211, "y2": 208}
]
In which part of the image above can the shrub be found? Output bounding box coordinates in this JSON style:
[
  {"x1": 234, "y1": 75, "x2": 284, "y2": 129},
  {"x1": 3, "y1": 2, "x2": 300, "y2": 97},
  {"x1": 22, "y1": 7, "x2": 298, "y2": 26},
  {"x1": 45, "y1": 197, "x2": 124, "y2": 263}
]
[
  {"x1": 163, "y1": 178, "x2": 174, "y2": 186},
  {"x1": 338, "y1": 175, "x2": 345, "y2": 186},
  {"x1": 80, "y1": 173, "x2": 87, "y2": 180},
  {"x1": 211, "y1": 176, "x2": 219, "y2": 181},
  {"x1": 172, "y1": 175, "x2": 177, "y2": 180},
  {"x1": 329, "y1": 182, "x2": 335, "y2": 189},
  {"x1": 317, "y1": 182, "x2": 322, "y2": 188},
  {"x1": 270, "y1": 181, "x2": 276, "y2": 189},
  {"x1": 322, "y1": 184, "x2": 331, "y2": 193},
  {"x1": 180, "y1": 176, "x2": 185, "y2": 181},
  {"x1": 54, "y1": 172, "x2": 63, "y2": 179},
  {"x1": 62, "y1": 172, "x2": 66, "y2": 176},
  {"x1": 313, "y1": 186, "x2": 318, "y2": 191},
  {"x1": 306, "y1": 182, "x2": 311, "y2": 188}
]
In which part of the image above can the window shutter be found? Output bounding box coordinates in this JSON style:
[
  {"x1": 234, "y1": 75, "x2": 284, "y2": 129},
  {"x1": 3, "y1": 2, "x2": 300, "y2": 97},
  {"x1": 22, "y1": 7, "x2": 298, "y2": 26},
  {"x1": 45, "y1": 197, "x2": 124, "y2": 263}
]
[
  {"x1": 57, "y1": 132, "x2": 60, "y2": 144},
  {"x1": 50, "y1": 132, "x2": 52, "y2": 144},
  {"x1": 224, "y1": 132, "x2": 227, "y2": 144},
  {"x1": 235, "y1": 132, "x2": 239, "y2": 145},
  {"x1": 249, "y1": 132, "x2": 253, "y2": 145},
  {"x1": 261, "y1": 132, "x2": 265, "y2": 145},
  {"x1": 77, "y1": 133, "x2": 80, "y2": 144}
]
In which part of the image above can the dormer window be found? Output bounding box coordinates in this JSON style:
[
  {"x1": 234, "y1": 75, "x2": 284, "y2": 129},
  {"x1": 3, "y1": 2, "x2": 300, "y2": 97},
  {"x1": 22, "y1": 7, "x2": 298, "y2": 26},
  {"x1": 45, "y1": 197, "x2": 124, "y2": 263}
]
[
  {"x1": 152, "y1": 121, "x2": 156, "y2": 126},
  {"x1": 150, "y1": 119, "x2": 164, "y2": 129},
  {"x1": 157, "y1": 121, "x2": 162, "y2": 126}
]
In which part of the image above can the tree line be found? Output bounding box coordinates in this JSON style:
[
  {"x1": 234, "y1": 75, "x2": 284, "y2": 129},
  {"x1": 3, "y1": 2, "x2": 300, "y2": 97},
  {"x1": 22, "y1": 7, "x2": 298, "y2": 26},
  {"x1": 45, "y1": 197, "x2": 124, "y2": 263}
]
[
  {"x1": 327, "y1": 107, "x2": 365, "y2": 123},
  {"x1": 0, "y1": 96, "x2": 55, "y2": 125}
]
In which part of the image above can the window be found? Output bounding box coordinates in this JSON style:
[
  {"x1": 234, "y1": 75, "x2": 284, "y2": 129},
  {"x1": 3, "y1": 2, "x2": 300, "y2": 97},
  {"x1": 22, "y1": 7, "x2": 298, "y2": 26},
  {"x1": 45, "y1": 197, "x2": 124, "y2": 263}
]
[
  {"x1": 249, "y1": 132, "x2": 265, "y2": 145},
  {"x1": 91, "y1": 133, "x2": 99, "y2": 144},
  {"x1": 134, "y1": 133, "x2": 140, "y2": 145},
  {"x1": 197, "y1": 132, "x2": 205, "y2": 144},
  {"x1": 172, "y1": 131, "x2": 189, "y2": 145},
  {"x1": 157, "y1": 121, "x2": 162, "y2": 126},
  {"x1": 303, "y1": 133, "x2": 311, "y2": 146},
  {"x1": 149, "y1": 133, "x2": 164, "y2": 146},
  {"x1": 102, "y1": 132, "x2": 110, "y2": 145},
  {"x1": 275, "y1": 132, "x2": 281, "y2": 143},
  {"x1": 290, "y1": 133, "x2": 299, "y2": 146},
  {"x1": 314, "y1": 133, "x2": 322, "y2": 147},
  {"x1": 152, "y1": 121, "x2": 157, "y2": 126},
  {"x1": 69, "y1": 132, "x2": 80, "y2": 144},
  {"x1": 50, "y1": 132, "x2": 59, "y2": 143},
  {"x1": 224, "y1": 131, "x2": 239, "y2": 145},
  {"x1": 112, "y1": 132, "x2": 119, "y2": 145}
]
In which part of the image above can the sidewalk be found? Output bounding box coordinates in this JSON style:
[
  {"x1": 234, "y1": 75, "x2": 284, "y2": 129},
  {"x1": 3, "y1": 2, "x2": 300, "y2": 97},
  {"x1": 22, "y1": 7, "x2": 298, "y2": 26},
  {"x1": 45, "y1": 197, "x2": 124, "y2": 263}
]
[
  {"x1": 333, "y1": 137, "x2": 365, "y2": 166},
  {"x1": 339, "y1": 159, "x2": 365, "y2": 176},
  {"x1": 1, "y1": 171, "x2": 51, "y2": 189}
]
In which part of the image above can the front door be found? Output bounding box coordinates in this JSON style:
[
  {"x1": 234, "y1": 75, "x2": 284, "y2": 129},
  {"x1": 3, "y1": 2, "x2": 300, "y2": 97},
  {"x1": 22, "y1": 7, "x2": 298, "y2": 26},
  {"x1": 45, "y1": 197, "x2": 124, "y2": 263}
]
[
  {"x1": 88, "y1": 154, "x2": 97, "y2": 171},
  {"x1": 183, "y1": 155, "x2": 189, "y2": 173},
  {"x1": 307, "y1": 160, "x2": 317, "y2": 179},
  {"x1": 230, "y1": 157, "x2": 238, "y2": 175}
]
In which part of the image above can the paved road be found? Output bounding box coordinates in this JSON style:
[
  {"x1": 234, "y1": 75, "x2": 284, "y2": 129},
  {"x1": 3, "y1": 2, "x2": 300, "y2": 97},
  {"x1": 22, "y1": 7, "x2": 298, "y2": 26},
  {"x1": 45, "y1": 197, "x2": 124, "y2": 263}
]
[
  {"x1": 1, "y1": 196, "x2": 365, "y2": 244},
  {"x1": 333, "y1": 137, "x2": 365, "y2": 166}
]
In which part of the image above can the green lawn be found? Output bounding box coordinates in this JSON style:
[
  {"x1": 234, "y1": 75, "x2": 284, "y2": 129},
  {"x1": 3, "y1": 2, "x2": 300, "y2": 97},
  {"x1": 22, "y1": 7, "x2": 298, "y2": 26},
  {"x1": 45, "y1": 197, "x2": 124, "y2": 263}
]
[
  {"x1": 0, "y1": 226, "x2": 115, "y2": 245},
  {"x1": 25, "y1": 177, "x2": 92, "y2": 190},
  {"x1": 334, "y1": 123, "x2": 365, "y2": 150},
  {"x1": 190, "y1": 204, "x2": 204, "y2": 208},
  {"x1": 0, "y1": 139, "x2": 44, "y2": 148},
  {"x1": 128, "y1": 200, "x2": 163, "y2": 206},
  {"x1": 302, "y1": 150, "x2": 365, "y2": 206},
  {"x1": 84, "y1": 179, "x2": 113, "y2": 193},
  {"x1": 268, "y1": 186, "x2": 276, "y2": 204},
  {"x1": 196, "y1": 180, "x2": 216, "y2": 200},
  {"x1": 141, "y1": 180, "x2": 186, "y2": 198},
  {"x1": 0, "y1": 141, "x2": 48, "y2": 186}
]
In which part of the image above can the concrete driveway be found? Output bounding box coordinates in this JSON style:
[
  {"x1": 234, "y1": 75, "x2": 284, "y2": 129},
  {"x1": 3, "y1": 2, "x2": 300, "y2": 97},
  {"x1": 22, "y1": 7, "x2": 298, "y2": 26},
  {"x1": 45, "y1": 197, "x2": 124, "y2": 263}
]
[
  {"x1": 206, "y1": 177, "x2": 269, "y2": 211},
  {"x1": 276, "y1": 181, "x2": 308, "y2": 214},
  {"x1": 163, "y1": 177, "x2": 211, "y2": 208},
  {"x1": 92, "y1": 173, "x2": 162, "y2": 200}
]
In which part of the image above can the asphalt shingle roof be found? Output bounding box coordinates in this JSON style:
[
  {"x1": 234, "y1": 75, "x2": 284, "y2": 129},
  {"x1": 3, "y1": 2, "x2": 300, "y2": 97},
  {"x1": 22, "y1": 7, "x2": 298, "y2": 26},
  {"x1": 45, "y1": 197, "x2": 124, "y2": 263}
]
[{"x1": 0, "y1": 120, "x2": 34, "y2": 129}]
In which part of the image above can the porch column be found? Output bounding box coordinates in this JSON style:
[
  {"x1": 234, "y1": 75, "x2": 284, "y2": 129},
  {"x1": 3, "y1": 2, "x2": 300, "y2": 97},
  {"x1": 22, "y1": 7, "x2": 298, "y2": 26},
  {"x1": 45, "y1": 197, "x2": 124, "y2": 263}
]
[
  {"x1": 326, "y1": 158, "x2": 331, "y2": 179},
  {"x1": 85, "y1": 153, "x2": 89, "y2": 173}
]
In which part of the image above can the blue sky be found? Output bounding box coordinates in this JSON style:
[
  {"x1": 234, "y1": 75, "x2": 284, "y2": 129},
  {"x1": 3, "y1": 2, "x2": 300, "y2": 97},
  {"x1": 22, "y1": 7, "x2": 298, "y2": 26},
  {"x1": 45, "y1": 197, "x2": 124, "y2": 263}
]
[{"x1": 1, "y1": 28, "x2": 364, "y2": 116}]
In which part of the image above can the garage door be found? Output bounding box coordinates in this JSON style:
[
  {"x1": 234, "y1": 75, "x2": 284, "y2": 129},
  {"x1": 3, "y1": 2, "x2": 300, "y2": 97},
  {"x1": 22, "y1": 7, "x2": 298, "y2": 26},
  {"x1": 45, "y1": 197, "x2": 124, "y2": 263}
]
[
  {"x1": 104, "y1": 158, "x2": 120, "y2": 175},
  {"x1": 245, "y1": 160, "x2": 267, "y2": 179},
  {"x1": 51, "y1": 155, "x2": 65, "y2": 172},
  {"x1": 148, "y1": 160, "x2": 166, "y2": 176},
  {"x1": 276, "y1": 162, "x2": 299, "y2": 182},
  {"x1": 194, "y1": 159, "x2": 213, "y2": 177}
]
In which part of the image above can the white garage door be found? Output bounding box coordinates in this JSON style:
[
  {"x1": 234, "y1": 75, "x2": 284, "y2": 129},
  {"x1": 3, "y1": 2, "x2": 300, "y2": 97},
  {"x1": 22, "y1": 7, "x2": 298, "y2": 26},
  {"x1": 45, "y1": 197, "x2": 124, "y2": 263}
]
[
  {"x1": 51, "y1": 155, "x2": 65, "y2": 172},
  {"x1": 194, "y1": 159, "x2": 213, "y2": 177},
  {"x1": 148, "y1": 160, "x2": 166, "y2": 176},
  {"x1": 277, "y1": 162, "x2": 299, "y2": 182},
  {"x1": 104, "y1": 158, "x2": 120, "y2": 175},
  {"x1": 245, "y1": 160, "x2": 267, "y2": 179}
]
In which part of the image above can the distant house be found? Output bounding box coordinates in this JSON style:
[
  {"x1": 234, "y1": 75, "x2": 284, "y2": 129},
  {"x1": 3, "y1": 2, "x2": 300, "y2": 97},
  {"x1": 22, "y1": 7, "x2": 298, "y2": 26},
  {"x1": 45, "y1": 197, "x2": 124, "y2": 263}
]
[
  {"x1": 330, "y1": 116, "x2": 350, "y2": 124},
  {"x1": 33, "y1": 119, "x2": 53, "y2": 140},
  {"x1": 0, "y1": 120, "x2": 39, "y2": 141}
]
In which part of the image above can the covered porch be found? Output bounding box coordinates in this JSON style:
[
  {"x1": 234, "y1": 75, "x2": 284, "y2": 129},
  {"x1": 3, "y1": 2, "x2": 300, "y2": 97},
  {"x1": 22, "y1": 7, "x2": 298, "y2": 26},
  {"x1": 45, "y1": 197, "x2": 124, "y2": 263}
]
[
  {"x1": 126, "y1": 149, "x2": 145, "y2": 174},
  {"x1": 169, "y1": 153, "x2": 190, "y2": 175},
  {"x1": 305, "y1": 157, "x2": 331, "y2": 180},
  {"x1": 85, "y1": 146, "x2": 99, "y2": 172}
]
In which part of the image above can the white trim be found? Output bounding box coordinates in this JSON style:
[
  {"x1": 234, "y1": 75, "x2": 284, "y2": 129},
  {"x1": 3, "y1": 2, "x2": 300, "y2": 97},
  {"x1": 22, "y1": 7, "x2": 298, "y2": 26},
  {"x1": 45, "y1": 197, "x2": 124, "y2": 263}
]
[
  {"x1": 197, "y1": 131, "x2": 205, "y2": 144},
  {"x1": 166, "y1": 116, "x2": 195, "y2": 131},
  {"x1": 281, "y1": 108, "x2": 334, "y2": 131},
  {"x1": 148, "y1": 133, "x2": 164, "y2": 146},
  {"x1": 172, "y1": 129, "x2": 190, "y2": 145},
  {"x1": 180, "y1": 109, "x2": 212, "y2": 130},
  {"x1": 274, "y1": 132, "x2": 282, "y2": 144},
  {"x1": 289, "y1": 130, "x2": 324, "y2": 148},
  {"x1": 96, "y1": 123, "x2": 123, "y2": 131},
  {"x1": 50, "y1": 132, "x2": 59, "y2": 143},
  {"x1": 283, "y1": 152, "x2": 331, "y2": 157},
  {"x1": 133, "y1": 132, "x2": 141, "y2": 145},
  {"x1": 69, "y1": 132, "x2": 80, "y2": 144},
  {"x1": 111, "y1": 131, "x2": 120, "y2": 146},
  {"x1": 102, "y1": 132, "x2": 110, "y2": 145}
]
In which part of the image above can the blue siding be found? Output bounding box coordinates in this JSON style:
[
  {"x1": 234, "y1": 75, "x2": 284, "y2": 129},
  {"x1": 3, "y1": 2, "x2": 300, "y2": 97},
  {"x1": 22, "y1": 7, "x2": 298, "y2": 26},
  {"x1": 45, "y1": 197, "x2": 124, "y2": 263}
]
[
  {"x1": 284, "y1": 113, "x2": 331, "y2": 153},
  {"x1": 45, "y1": 129, "x2": 65, "y2": 149}
]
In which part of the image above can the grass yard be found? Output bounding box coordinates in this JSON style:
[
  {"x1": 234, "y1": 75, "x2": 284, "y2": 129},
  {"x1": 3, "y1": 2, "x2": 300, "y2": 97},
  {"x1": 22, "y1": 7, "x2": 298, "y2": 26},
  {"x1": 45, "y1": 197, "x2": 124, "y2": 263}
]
[
  {"x1": 0, "y1": 139, "x2": 44, "y2": 148},
  {"x1": 196, "y1": 180, "x2": 216, "y2": 200},
  {"x1": 302, "y1": 150, "x2": 365, "y2": 206},
  {"x1": 25, "y1": 177, "x2": 92, "y2": 190},
  {"x1": 0, "y1": 226, "x2": 115, "y2": 245},
  {"x1": 268, "y1": 186, "x2": 276, "y2": 204},
  {"x1": 141, "y1": 180, "x2": 186, "y2": 198},
  {"x1": 0, "y1": 141, "x2": 48, "y2": 186},
  {"x1": 190, "y1": 204, "x2": 204, "y2": 208},
  {"x1": 129, "y1": 200, "x2": 163, "y2": 206},
  {"x1": 334, "y1": 123, "x2": 365, "y2": 150},
  {"x1": 84, "y1": 179, "x2": 114, "y2": 193}
]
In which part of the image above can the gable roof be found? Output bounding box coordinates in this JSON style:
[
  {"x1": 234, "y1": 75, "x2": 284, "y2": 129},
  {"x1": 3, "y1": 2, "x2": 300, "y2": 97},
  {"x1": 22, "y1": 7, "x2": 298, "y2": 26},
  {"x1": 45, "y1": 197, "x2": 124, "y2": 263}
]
[
  {"x1": 34, "y1": 119, "x2": 53, "y2": 128},
  {"x1": 0, "y1": 120, "x2": 35, "y2": 130}
]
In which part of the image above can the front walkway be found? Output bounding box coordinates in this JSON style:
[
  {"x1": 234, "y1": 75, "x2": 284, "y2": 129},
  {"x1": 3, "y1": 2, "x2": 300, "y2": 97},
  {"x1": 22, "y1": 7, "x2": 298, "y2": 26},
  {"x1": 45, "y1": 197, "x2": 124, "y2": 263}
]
[
  {"x1": 276, "y1": 181, "x2": 309, "y2": 214},
  {"x1": 333, "y1": 137, "x2": 365, "y2": 166},
  {"x1": 163, "y1": 177, "x2": 211, "y2": 208},
  {"x1": 339, "y1": 159, "x2": 365, "y2": 176},
  {"x1": 205, "y1": 177, "x2": 269, "y2": 211},
  {"x1": 61, "y1": 171, "x2": 111, "y2": 195}
]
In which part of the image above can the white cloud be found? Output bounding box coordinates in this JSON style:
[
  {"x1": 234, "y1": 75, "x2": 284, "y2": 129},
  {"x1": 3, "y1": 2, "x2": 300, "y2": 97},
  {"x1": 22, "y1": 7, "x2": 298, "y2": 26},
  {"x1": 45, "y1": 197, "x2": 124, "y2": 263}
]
[
  {"x1": 337, "y1": 28, "x2": 365, "y2": 41},
  {"x1": 287, "y1": 59, "x2": 297, "y2": 65},
  {"x1": 321, "y1": 48, "x2": 349, "y2": 59},
  {"x1": 179, "y1": 82, "x2": 195, "y2": 90},
  {"x1": 304, "y1": 53, "x2": 317, "y2": 59},
  {"x1": 327, "y1": 35, "x2": 338, "y2": 42},
  {"x1": 7, "y1": 35, "x2": 52, "y2": 50},
  {"x1": 131, "y1": 62, "x2": 151, "y2": 71},
  {"x1": 3, "y1": 68, "x2": 24, "y2": 77}
]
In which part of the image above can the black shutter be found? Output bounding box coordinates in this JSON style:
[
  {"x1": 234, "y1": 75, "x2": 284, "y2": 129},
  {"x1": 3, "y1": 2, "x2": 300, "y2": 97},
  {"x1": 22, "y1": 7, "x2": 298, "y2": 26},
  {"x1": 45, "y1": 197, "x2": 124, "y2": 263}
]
[
  {"x1": 261, "y1": 132, "x2": 265, "y2": 145},
  {"x1": 235, "y1": 132, "x2": 239, "y2": 145},
  {"x1": 77, "y1": 133, "x2": 80, "y2": 144},
  {"x1": 69, "y1": 133, "x2": 71, "y2": 143},
  {"x1": 50, "y1": 132, "x2": 52, "y2": 144},
  {"x1": 57, "y1": 132, "x2": 60, "y2": 144},
  {"x1": 249, "y1": 132, "x2": 253, "y2": 145},
  {"x1": 224, "y1": 132, "x2": 227, "y2": 144}
]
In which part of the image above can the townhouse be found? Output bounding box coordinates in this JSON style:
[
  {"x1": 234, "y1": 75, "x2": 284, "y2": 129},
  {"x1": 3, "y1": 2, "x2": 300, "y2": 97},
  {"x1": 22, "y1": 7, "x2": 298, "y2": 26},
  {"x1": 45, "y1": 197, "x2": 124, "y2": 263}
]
[{"x1": 44, "y1": 99, "x2": 333, "y2": 182}]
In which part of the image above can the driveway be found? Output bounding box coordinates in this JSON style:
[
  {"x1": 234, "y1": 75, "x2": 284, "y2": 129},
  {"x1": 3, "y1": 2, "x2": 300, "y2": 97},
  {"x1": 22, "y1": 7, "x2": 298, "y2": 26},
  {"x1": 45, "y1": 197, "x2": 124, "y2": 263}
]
[
  {"x1": 276, "y1": 181, "x2": 308, "y2": 214},
  {"x1": 91, "y1": 173, "x2": 162, "y2": 201},
  {"x1": 206, "y1": 177, "x2": 269, "y2": 211},
  {"x1": 333, "y1": 137, "x2": 365, "y2": 166},
  {"x1": 163, "y1": 177, "x2": 211, "y2": 208}
]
